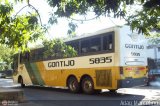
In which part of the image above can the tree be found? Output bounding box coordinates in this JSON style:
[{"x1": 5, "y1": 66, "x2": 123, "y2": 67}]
[
  {"x1": 2, "y1": 0, "x2": 159, "y2": 50},
  {"x1": 46, "y1": 0, "x2": 159, "y2": 37},
  {"x1": 127, "y1": 0, "x2": 160, "y2": 37},
  {"x1": 0, "y1": 0, "x2": 45, "y2": 51},
  {"x1": 0, "y1": 44, "x2": 15, "y2": 70},
  {"x1": 43, "y1": 39, "x2": 77, "y2": 59}
]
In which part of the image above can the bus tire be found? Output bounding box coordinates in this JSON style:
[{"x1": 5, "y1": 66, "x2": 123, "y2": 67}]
[
  {"x1": 109, "y1": 89, "x2": 117, "y2": 93},
  {"x1": 20, "y1": 77, "x2": 25, "y2": 88},
  {"x1": 67, "y1": 77, "x2": 80, "y2": 93},
  {"x1": 95, "y1": 89, "x2": 101, "y2": 94},
  {"x1": 81, "y1": 77, "x2": 94, "y2": 94}
]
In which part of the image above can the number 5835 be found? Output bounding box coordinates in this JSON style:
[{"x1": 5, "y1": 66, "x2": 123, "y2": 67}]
[{"x1": 89, "y1": 56, "x2": 112, "y2": 64}]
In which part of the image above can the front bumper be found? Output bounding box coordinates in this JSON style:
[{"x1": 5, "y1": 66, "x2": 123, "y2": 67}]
[{"x1": 118, "y1": 77, "x2": 147, "y2": 88}]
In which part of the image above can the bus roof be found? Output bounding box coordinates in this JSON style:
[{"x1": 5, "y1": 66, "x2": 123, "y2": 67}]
[
  {"x1": 65, "y1": 25, "x2": 122, "y2": 42},
  {"x1": 29, "y1": 25, "x2": 123, "y2": 50}
]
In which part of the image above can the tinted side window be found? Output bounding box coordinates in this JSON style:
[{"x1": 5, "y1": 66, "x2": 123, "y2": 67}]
[
  {"x1": 29, "y1": 49, "x2": 44, "y2": 62},
  {"x1": 66, "y1": 31, "x2": 114, "y2": 55},
  {"x1": 30, "y1": 51, "x2": 35, "y2": 61},
  {"x1": 81, "y1": 39, "x2": 90, "y2": 53},
  {"x1": 103, "y1": 34, "x2": 113, "y2": 51},
  {"x1": 20, "y1": 52, "x2": 29, "y2": 63},
  {"x1": 35, "y1": 49, "x2": 44, "y2": 61},
  {"x1": 68, "y1": 41, "x2": 79, "y2": 53},
  {"x1": 90, "y1": 37, "x2": 101, "y2": 52}
]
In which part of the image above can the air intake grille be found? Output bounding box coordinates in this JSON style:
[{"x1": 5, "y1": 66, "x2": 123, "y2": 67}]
[{"x1": 96, "y1": 70, "x2": 112, "y2": 87}]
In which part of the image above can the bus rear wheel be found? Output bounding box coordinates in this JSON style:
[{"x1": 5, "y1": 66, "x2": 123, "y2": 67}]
[
  {"x1": 81, "y1": 77, "x2": 94, "y2": 94},
  {"x1": 67, "y1": 77, "x2": 80, "y2": 93},
  {"x1": 109, "y1": 89, "x2": 117, "y2": 93}
]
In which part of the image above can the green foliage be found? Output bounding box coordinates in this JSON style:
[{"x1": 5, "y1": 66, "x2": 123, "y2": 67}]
[
  {"x1": 13, "y1": 0, "x2": 159, "y2": 38},
  {"x1": 0, "y1": 44, "x2": 15, "y2": 70},
  {"x1": 47, "y1": 0, "x2": 128, "y2": 18},
  {"x1": 46, "y1": 0, "x2": 159, "y2": 37},
  {"x1": 127, "y1": 1, "x2": 160, "y2": 36},
  {"x1": 67, "y1": 22, "x2": 78, "y2": 38},
  {"x1": 48, "y1": 13, "x2": 58, "y2": 25},
  {"x1": 4, "y1": 0, "x2": 159, "y2": 44},
  {"x1": 0, "y1": 0, "x2": 45, "y2": 51},
  {"x1": 43, "y1": 39, "x2": 77, "y2": 59}
]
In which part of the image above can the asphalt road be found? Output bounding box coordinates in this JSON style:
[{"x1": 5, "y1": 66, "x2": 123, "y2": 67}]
[{"x1": 1, "y1": 78, "x2": 160, "y2": 106}]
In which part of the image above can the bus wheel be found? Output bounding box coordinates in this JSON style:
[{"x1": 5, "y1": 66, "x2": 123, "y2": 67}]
[
  {"x1": 67, "y1": 77, "x2": 80, "y2": 93},
  {"x1": 20, "y1": 78, "x2": 25, "y2": 88},
  {"x1": 109, "y1": 89, "x2": 117, "y2": 93},
  {"x1": 95, "y1": 90, "x2": 101, "y2": 94},
  {"x1": 81, "y1": 77, "x2": 94, "y2": 94}
]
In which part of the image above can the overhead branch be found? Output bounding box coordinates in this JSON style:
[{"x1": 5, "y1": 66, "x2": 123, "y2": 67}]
[
  {"x1": 69, "y1": 14, "x2": 101, "y2": 22},
  {"x1": 14, "y1": 3, "x2": 43, "y2": 26},
  {"x1": 14, "y1": 5, "x2": 28, "y2": 18},
  {"x1": 28, "y1": 4, "x2": 43, "y2": 26}
]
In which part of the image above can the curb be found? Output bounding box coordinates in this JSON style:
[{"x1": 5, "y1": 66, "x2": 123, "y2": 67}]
[{"x1": 0, "y1": 88, "x2": 24, "y2": 102}]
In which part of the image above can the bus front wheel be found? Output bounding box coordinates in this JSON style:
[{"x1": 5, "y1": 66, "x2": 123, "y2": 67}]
[
  {"x1": 81, "y1": 77, "x2": 94, "y2": 94},
  {"x1": 67, "y1": 77, "x2": 80, "y2": 93},
  {"x1": 18, "y1": 77, "x2": 25, "y2": 88}
]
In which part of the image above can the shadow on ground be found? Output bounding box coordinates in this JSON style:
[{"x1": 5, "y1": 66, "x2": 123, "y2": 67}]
[{"x1": 11, "y1": 86, "x2": 146, "y2": 106}]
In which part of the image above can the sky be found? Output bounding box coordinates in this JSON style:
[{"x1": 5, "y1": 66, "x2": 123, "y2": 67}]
[{"x1": 14, "y1": 0, "x2": 126, "y2": 40}]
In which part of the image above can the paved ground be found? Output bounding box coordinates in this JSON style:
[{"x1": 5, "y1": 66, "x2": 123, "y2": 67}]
[
  {"x1": 1, "y1": 78, "x2": 160, "y2": 106},
  {"x1": 0, "y1": 78, "x2": 20, "y2": 87}
]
